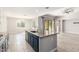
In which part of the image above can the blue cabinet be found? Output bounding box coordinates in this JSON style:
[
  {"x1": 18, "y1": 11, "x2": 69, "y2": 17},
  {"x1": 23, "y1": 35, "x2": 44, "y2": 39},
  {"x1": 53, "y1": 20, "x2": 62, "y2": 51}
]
[
  {"x1": 33, "y1": 35, "x2": 39, "y2": 52},
  {"x1": 26, "y1": 32, "x2": 57, "y2": 52},
  {"x1": 28, "y1": 32, "x2": 39, "y2": 52}
]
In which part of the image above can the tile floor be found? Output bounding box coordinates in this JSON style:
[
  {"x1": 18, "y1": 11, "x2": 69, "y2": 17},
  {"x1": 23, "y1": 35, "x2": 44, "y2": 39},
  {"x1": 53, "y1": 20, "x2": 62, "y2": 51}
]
[
  {"x1": 7, "y1": 32, "x2": 34, "y2": 52},
  {"x1": 58, "y1": 33, "x2": 79, "y2": 52},
  {"x1": 7, "y1": 32, "x2": 79, "y2": 52}
]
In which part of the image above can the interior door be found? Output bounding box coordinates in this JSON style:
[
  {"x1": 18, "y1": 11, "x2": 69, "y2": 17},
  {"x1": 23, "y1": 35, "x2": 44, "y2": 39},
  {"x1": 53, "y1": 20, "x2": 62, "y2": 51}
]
[{"x1": 7, "y1": 17, "x2": 17, "y2": 33}]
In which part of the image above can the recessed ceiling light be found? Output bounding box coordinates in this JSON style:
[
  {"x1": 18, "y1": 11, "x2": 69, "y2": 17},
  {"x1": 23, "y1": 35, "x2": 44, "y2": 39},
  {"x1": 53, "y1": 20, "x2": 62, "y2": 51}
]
[{"x1": 45, "y1": 7, "x2": 50, "y2": 9}]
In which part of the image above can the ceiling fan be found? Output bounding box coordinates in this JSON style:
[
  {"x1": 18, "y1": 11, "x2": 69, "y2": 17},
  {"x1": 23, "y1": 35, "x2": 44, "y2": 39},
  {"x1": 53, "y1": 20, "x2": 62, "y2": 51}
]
[{"x1": 64, "y1": 8, "x2": 74, "y2": 14}]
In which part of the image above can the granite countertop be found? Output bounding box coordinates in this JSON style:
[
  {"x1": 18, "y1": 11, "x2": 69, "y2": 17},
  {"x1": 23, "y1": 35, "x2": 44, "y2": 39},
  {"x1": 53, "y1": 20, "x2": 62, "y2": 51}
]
[{"x1": 26, "y1": 31, "x2": 57, "y2": 38}]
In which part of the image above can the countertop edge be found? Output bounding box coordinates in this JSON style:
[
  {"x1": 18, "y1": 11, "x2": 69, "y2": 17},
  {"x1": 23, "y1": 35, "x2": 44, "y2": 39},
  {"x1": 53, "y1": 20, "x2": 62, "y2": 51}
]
[{"x1": 25, "y1": 31, "x2": 57, "y2": 38}]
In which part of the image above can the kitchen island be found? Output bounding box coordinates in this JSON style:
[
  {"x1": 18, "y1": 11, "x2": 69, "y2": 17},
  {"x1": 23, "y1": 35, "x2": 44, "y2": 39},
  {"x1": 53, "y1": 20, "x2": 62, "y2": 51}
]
[
  {"x1": 25, "y1": 31, "x2": 57, "y2": 52},
  {"x1": 25, "y1": 14, "x2": 60, "y2": 52}
]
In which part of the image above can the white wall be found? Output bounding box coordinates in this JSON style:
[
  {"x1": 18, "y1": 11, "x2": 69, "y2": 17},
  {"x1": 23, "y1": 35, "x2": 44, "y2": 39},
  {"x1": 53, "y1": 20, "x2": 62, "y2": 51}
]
[
  {"x1": 0, "y1": 8, "x2": 39, "y2": 33},
  {"x1": 0, "y1": 8, "x2": 7, "y2": 33},
  {"x1": 57, "y1": 8, "x2": 79, "y2": 34},
  {"x1": 0, "y1": 16, "x2": 7, "y2": 33},
  {"x1": 25, "y1": 17, "x2": 38, "y2": 31},
  {"x1": 25, "y1": 18, "x2": 34, "y2": 30},
  {"x1": 7, "y1": 17, "x2": 17, "y2": 33},
  {"x1": 7, "y1": 17, "x2": 35, "y2": 33},
  {"x1": 64, "y1": 20, "x2": 79, "y2": 34}
]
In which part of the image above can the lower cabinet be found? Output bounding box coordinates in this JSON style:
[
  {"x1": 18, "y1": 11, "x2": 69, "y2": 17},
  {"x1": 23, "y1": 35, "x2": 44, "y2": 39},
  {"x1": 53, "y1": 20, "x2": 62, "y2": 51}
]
[
  {"x1": 26, "y1": 32, "x2": 57, "y2": 52},
  {"x1": 0, "y1": 40, "x2": 6, "y2": 52},
  {"x1": 0, "y1": 35, "x2": 9, "y2": 52},
  {"x1": 33, "y1": 36, "x2": 39, "y2": 52},
  {"x1": 2, "y1": 42, "x2": 6, "y2": 52},
  {"x1": 28, "y1": 33, "x2": 39, "y2": 52}
]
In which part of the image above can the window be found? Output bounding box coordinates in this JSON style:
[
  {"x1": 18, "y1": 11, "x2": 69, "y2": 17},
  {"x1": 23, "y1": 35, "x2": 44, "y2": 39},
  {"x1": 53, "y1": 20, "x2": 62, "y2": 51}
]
[
  {"x1": 44, "y1": 19, "x2": 54, "y2": 35},
  {"x1": 17, "y1": 20, "x2": 25, "y2": 27},
  {"x1": 44, "y1": 19, "x2": 60, "y2": 35}
]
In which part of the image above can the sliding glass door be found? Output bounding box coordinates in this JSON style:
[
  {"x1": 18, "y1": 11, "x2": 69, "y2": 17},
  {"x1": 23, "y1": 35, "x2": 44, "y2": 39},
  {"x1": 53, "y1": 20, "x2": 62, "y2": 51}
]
[
  {"x1": 44, "y1": 19, "x2": 60, "y2": 35},
  {"x1": 44, "y1": 19, "x2": 55, "y2": 35}
]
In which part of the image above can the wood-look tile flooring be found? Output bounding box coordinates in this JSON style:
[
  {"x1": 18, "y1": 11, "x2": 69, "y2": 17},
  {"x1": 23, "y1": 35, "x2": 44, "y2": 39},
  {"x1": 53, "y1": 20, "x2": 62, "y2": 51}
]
[
  {"x1": 58, "y1": 33, "x2": 79, "y2": 52},
  {"x1": 7, "y1": 32, "x2": 79, "y2": 52},
  {"x1": 7, "y1": 32, "x2": 34, "y2": 52}
]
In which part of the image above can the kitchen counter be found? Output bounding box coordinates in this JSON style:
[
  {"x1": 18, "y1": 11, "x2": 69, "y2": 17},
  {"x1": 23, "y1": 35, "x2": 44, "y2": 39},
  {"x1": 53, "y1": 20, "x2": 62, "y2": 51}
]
[
  {"x1": 0, "y1": 32, "x2": 8, "y2": 52},
  {"x1": 25, "y1": 30, "x2": 57, "y2": 52},
  {"x1": 26, "y1": 31, "x2": 57, "y2": 38}
]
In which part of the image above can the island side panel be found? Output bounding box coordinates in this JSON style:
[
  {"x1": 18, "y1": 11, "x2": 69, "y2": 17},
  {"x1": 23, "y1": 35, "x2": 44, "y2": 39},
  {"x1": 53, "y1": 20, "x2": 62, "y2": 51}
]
[{"x1": 39, "y1": 34, "x2": 57, "y2": 52}]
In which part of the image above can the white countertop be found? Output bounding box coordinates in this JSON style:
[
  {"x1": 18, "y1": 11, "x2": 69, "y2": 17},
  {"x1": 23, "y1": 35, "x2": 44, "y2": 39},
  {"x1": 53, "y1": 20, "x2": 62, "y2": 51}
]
[{"x1": 26, "y1": 31, "x2": 57, "y2": 38}]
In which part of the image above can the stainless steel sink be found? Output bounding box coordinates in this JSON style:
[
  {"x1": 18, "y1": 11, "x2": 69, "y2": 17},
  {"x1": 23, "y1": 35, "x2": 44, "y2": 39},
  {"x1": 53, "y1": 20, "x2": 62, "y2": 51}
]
[{"x1": 31, "y1": 31, "x2": 37, "y2": 33}]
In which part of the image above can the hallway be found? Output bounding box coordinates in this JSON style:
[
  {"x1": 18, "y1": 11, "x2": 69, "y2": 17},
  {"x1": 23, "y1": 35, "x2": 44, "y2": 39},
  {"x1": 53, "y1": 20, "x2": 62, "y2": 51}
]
[{"x1": 7, "y1": 32, "x2": 34, "y2": 52}]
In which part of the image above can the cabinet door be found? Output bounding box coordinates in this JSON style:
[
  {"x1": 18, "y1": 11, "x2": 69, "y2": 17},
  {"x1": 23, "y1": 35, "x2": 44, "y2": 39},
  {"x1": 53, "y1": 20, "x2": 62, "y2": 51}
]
[
  {"x1": 28, "y1": 33, "x2": 34, "y2": 49},
  {"x1": 30, "y1": 35, "x2": 34, "y2": 48},
  {"x1": 0, "y1": 45, "x2": 2, "y2": 52},
  {"x1": 28, "y1": 33, "x2": 30, "y2": 43},
  {"x1": 33, "y1": 36, "x2": 39, "y2": 52},
  {"x1": 2, "y1": 42, "x2": 6, "y2": 52},
  {"x1": 28, "y1": 33, "x2": 39, "y2": 52},
  {"x1": 5, "y1": 38, "x2": 8, "y2": 51},
  {"x1": 25, "y1": 32, "x2": 28, "y2": 42}
]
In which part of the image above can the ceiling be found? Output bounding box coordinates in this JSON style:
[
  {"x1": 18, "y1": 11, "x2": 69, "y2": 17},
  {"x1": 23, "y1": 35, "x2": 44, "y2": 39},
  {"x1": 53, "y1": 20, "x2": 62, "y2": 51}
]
[
  {"x1": 1, "y1": 7, "x2": 79, "y2": 19},
  {"x1": 1, "y1": 7, "x2": 63, "y2": 19}
]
